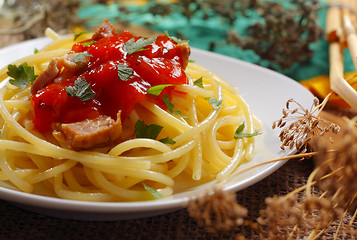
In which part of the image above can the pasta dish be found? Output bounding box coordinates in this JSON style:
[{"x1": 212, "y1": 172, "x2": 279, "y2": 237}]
[{"x1": 0, "y1": 20, "x2": 261, "y2": 202}]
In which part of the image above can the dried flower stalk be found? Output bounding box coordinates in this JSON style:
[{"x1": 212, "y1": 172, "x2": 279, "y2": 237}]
[
  {"x1": 257, "y1": 194, "x2": 344, "y2": 240},
  {"x1": 187, "y1": 187, "x2": 247, "y2": 235},
  {"x1": 272, "y1": 94, "x2": 340, "y2": 154},
  {"x1": 314, "y1": 116, "x2": 357, "y2": 211}
]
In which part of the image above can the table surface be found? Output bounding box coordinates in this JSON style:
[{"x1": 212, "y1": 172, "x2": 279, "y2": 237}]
[{"x1": 0, "y1": 13, "x2": 356, "y2": 240}]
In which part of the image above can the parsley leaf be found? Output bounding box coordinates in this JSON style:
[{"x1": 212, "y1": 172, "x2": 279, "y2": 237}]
[
  {"x1": 193, "y1": 77, "x2": 204, "y2": 88},
  {"x1": 208, "y1": 97, "x2": 223, "y2": 110},
  {"x1": 117, "y1": 63, "x2": 133, "y2": 81},
  {"x1": 163, "y1": 94, "x2": 185, "y2": 117},
  {"x1": 70, "y1": 51, "x2": 93, "y2": 63},
  {"x1": 234, "y1": 122, "x2": 261, "y2": 139},
  {"x1": 142, "y1": 182, "x2": 162, "y2": 199},
  {"x1": 74, "y1": 32, "x2": 87, "y2": 41},
  {"x1": 164, "y1": 31, "x2": 189, "y2": 44},
  {"x1": 135, "y1": 120, "x2": 163, "y2": 139},
  {"x1": 147, "y1": 84, "x2": 173, "y2": 96},
  {"x1": 188, "y1": 60, "x2": 195, "y2": 63},
  {"x1": 34, "y1": 48, "x2": 39, "y2": 54},
  {"x1": 65, "y1": 77, "x2": 95, "y2": 102},
  {"x1": 159, "y1": 137, "x2": 176, "y2": 145},
  {"x1": 7, "y1": 62, "x2": 38, "y2": 89},
  {"x1": 124, "y1": 37, "x2": 156, "y2": 54},
  {"x1": 81, "y1": 40, "x2": 96, "y2": 47}
]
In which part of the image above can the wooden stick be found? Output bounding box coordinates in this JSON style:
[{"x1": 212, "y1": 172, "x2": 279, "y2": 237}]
[
  {"x1": 326, "y1": 0, "x2": 344, "y2": 42},
  {"x1": 329, "y1": 42, "x2": 357, "y2": 111},
  {"x1": 343, "y1": 14, "x2": 357, "y2": 70}
]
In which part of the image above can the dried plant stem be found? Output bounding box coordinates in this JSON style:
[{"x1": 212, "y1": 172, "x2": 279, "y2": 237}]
[
  {"x1": 311, "y1": 93, "x2": 332, "y2": 116},
  {"x1": 284, "y1": 164, "x2": 344, "y2": 200},
  {"x1": 220, "y1": 152, "x2": 316, "y2": 186},
  {"x1": 306, "y1": 165, "x2": 320, "y2": 198},
  {"x1": 350, "y1": 207, "x2": 357, "y2": 226},
  {"x1": 331, "y1": 187, "x2": 342, "y2": 203},
  {"x1": 308, "y1": 222, "x2": 334, "y2": 240},
  {"x1": 334, "y1": 209, "x2": 350, "y2": 239}
]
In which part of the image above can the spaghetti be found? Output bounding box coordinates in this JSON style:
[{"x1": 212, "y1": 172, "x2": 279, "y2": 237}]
[{"x1": 0, "y1": 22, "x2": 261, "y2": 202}]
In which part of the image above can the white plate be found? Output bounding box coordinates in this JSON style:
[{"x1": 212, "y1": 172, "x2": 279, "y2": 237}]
[{"x1": 0, "y1": 38, "x2": 314, "y2": 221}]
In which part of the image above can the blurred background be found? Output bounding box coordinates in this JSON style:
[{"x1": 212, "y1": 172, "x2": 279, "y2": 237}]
[{"x1": 0, "y1": 0, "x2": 344, "y2": 82}]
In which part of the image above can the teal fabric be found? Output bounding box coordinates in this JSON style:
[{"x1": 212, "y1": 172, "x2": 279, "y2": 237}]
[{"x1": 77, "y1": 1, "x2": 355, "y2": 81}]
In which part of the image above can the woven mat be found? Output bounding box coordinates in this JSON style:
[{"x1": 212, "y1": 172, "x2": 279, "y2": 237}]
[{"x1": 0, "y1": 160, "x2": 313, "y2": 240}]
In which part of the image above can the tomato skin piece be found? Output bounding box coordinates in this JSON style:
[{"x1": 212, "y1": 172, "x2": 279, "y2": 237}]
[{"x1": 32, "y1": 31, "x2": 189, "y2": 133}]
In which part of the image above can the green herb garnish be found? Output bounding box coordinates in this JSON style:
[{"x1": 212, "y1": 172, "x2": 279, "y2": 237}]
[
  {"x1": 65, "y1": 77, "x2": 95, "y2": 102},
  {"x1": 147, "y1": 84, "x2": 173, "y2": 96},
  {"x1": 34, "y1": 48, "x2": 39, "y2": 54},
  {"x1": 117, "y1": 63, "x2": 133, "y2": 81},
  {"x1": 134, "y1": 120, "x2": 163, "y2": 139},
  {"x1": 164, "y1": 31, "x2": 189, "y2": 44},
  {"x1": 142, "y1": 182, "x2": 162, "y2": 199},
  {"x1": 81, "y1": 40, "x2": 96, "y2": 47},
  {"x1": 163, "y1": 94, "x2": 184, "y2": 117},
  {"x1": 74, "y1": 32, "x2": 87, "y2": 41},
  {"x1": 208, "y1": 97, "x2": 223, "y2": 110},
  {"x1": 123, "y1": 37, "x2": 156, "y2": 54},
  {"x1": 159, "y1": 137, "x2": 176, "y2": 145},
  {"x1": 193, "y1": 77, "x2": 204, "y2": 88},
  {"x1": 7, "y1": 62, "x2": 38, "y2": 89},
  {"x1": 188, "y1": 60, "x2": 195, "y2": 63},
  {"x1": 234, "y1": 122, "x2": 261, "y2": 139},
  {"x1": 70, "y1": 51, "x2": 93, "y2": 63}
]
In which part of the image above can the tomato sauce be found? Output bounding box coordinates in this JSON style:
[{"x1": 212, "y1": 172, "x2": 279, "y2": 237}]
[{"x1": 31, "y1": 31, "x2": 189, "y2": 132}]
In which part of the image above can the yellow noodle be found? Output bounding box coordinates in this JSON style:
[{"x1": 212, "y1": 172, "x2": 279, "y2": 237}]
[{"x1": 109, "y1": 138, "x2": 172, "y2": 156}]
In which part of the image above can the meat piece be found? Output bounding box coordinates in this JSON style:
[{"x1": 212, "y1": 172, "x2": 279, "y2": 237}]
[
  {"x1": 177, "y1": 43, "x2": 190, "y2": 69},
  {"x1": 61, "y1": 52, "x2": 90, "y2": 72},
  {"x1": 31, "y1": 52, "x2": 90, "y2": 95},
  {"x1": 56, "y1": 112, "x2": 122, "y2": 150},
  {"x1": 31, "y1": 58, "x2": 60, "y2": 95},
  {"x1": 92, "y1": 19, "x2": 116, "y2": 41}
]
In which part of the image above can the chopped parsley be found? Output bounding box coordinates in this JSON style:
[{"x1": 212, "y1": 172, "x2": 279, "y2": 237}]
[
  {"x1": 234, "y1": 122, "x2": 261, "y2": 139},
  {"x1": 65, "y1": 77, "x2": 95, "y2": 102},
  {"x1": 188, "y1": 60, "x2": 195, "y2": 63},
  {"x1": 147, "y1": 84, "x2": 173, "y2": 96},
  {"x1": 134, "y1": 120, "x2": 163, "y2": 139},
  {"x1": 158, "y1": 137, "x2": 176, "y2": 145},
  {"x1": 142, "y1": 182, "x2": 162, "y2": 199},
  {"x1": 163, "y1": 94, "x2": 184, "y2": 117},
  {"x1": 117, "y1": 63, "x2": 133, "y2": 81},
  {"x1": 123, "y1": 37, "x2": 156, "y2": 54},
  {"x1": 70, "y1": 51, "x2": 93, "y2": 63},
  {"x1": 80, "y1": 40, "x2": 96, "y2": 47},
  {"x1": 7, "y1": 62, "x2": 38, "y2": 89},
  {"x1": 34, "y1": 48, "x2": 39, "y2": 54},
  {"x1": 164, "y1": 31, "x2": 189, "y2": 44},
  {"x1": 74, "y1": 32, "x2": 87, "y2": 41},
  {"x1": 207, "y1": 97, "x2": 223, "y2": 110},
  {"x1": 193, "y1": 77, "x2": 204, "y2": 88}
]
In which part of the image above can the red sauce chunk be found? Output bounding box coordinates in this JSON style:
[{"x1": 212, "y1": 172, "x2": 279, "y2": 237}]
[{"x1": 31, "y1": 31, "x2": 190, "y2": 133}]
